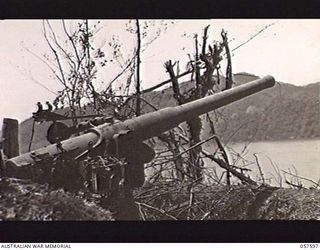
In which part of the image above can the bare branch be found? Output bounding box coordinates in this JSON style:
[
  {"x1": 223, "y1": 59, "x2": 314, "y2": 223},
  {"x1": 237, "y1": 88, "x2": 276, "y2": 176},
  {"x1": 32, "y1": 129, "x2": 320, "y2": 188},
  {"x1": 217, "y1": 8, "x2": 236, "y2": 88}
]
[
  {"x1": 20, "y1": 43, "x2": 65, "y2": 86},
  {"x1": 42, "y1": 20, "x2": 68, "y2": 88},
  {"x1": 45, "y1": 20, "x2": 77, "y2": 71},
  {"x1": 141, "y1": 70, "x2": 192, "y2": 94},
  {"x1": 282, "y1": 170, "x2": 320, "y2": 188},
  {"x1": 134, "y1": 201, "x2": 178, "y2": 220},
  {"x1": 103, "y1": 54, "x2": 137, "y2": 91},
  {"x1": 231, "y1": 21, "x2": 278, "y2": 53},
  {"x1": 202, "y1": 149, "x2": 257, "y2": 185},
  {"x1": 253, "y1": 153, "x2": 265, "y2": 184},
  {"x1": 62, "y1": 20, "x2": 82, "y2": 65}
]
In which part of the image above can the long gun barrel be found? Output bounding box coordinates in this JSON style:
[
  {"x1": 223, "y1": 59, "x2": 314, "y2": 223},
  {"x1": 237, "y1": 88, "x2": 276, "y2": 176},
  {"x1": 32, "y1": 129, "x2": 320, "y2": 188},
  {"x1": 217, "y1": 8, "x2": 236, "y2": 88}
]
[{"x1": 3, "y1": 76, "x2": 275, "y2": 179}]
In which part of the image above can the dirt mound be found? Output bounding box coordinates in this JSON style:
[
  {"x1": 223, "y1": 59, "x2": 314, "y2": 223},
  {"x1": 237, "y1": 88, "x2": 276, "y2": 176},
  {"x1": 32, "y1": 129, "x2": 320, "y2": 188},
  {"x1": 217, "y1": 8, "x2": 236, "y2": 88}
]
[
  {"x1": 134, "y1": 182, "x2": 320, "y2": 220},
  {"x1": 259, "y1": 188, "x2": 320, "y2": 220},
  {"x1": 2, "y1": 176, "x2": 320, "y2": 220},
  {"x1": 0, "y1": 178, "x2": 114, "y2": 220}
]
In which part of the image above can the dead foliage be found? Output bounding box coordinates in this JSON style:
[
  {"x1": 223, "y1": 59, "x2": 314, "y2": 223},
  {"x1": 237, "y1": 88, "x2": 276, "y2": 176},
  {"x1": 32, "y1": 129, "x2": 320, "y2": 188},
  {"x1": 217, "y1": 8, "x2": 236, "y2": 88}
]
[{"x1": 134, "y1": 181, "x2": 279, "y2": 220}]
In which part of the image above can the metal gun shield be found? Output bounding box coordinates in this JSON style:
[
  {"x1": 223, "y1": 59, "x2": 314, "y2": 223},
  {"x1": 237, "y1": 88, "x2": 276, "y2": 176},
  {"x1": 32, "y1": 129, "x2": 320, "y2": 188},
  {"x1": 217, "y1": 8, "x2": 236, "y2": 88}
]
[{"x1": 47, "y1": 122, "x2": 70, "y2": 144}]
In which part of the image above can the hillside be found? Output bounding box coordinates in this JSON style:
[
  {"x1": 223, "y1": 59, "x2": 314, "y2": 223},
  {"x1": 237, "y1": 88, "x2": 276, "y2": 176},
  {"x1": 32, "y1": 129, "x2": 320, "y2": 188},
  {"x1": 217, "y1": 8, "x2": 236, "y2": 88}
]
[
  {"x1": 135, "y1": 72, "x2": 320, "y2": 142},
  {"x1": 207, "y1": 73, "x2": 320, "y2": 142},
  {"x1": 18, "y1": 73, "x2": 320, "y2": 153}
]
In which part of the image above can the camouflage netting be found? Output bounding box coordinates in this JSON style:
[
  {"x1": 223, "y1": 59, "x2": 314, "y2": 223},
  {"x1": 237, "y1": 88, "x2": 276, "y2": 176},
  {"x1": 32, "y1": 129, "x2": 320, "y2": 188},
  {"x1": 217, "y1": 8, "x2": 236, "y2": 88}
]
[{"x1": 0, "y1": 178, "x2": 114, "y2": 221}]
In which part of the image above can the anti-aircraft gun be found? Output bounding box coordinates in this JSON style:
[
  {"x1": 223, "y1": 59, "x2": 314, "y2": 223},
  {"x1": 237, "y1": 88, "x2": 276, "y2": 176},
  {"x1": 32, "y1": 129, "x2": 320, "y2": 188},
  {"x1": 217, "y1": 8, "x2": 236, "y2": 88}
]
[{"x1": 1, "y1": 76, "x2": 276, "y2": 192}]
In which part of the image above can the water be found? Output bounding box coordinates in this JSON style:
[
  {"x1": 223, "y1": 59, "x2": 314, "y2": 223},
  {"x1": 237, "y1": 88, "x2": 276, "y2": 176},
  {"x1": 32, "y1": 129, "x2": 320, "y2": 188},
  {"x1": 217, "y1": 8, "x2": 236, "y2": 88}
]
[{"x1": 203, "y1": 139, "x2": 320, "y2": 188}]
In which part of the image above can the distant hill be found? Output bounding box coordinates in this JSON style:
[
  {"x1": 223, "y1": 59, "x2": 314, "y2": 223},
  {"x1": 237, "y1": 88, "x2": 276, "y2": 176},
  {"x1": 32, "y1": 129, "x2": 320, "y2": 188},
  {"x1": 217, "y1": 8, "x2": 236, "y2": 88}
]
[
  {"x1": 18, "y1": 73, "x2": 320, "y2": 153},
  {"x1": 206, "y1": 73, "x2": 320, "y2": 143},
  {"x1": 137, "y1": 72, "x2": 320, "y2": 143}
]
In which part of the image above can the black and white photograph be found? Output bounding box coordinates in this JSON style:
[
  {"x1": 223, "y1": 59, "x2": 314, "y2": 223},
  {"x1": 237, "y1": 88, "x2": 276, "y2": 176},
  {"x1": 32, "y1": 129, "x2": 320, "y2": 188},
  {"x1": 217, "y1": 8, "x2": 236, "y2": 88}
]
[{"x1": 0, "y1": 19, "x2": 319, "y2": 226}]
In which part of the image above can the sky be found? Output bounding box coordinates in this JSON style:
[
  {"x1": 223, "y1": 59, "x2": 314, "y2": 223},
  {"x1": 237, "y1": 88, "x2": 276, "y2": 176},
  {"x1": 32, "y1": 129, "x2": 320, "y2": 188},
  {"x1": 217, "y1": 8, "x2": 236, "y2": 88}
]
[{"x1": 0, "y1": 19, "x2": 320, "y2": 124}]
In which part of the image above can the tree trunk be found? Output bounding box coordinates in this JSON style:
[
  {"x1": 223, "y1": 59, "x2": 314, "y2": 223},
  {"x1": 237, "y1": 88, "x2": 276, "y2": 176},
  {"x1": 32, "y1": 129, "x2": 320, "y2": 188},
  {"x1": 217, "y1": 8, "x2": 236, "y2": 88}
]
[{"x1": 135, "y1": 19, "x2": 142, "y2": 116}]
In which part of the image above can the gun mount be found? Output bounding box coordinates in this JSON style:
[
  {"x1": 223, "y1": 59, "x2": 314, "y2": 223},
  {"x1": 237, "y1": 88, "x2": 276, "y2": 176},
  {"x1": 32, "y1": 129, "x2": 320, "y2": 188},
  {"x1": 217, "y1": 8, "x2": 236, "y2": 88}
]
[{"x1": 2, "y1": 76, "x2": 276, "y2": 188}]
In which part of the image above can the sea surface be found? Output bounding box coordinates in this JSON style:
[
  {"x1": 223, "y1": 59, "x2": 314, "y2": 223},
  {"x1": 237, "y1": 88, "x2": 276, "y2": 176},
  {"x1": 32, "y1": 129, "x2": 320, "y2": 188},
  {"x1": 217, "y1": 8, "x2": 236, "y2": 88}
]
[{"x1": 203, "y1": 139, "x2": 320, "y2": 188}]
